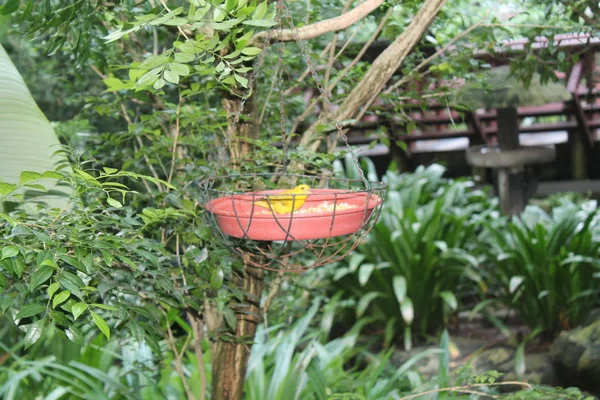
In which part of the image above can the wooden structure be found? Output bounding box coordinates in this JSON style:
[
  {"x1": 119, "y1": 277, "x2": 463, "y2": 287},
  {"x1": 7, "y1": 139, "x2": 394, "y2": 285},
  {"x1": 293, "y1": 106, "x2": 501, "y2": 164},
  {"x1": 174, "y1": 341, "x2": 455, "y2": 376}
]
[{"x1": 338, "y1": 33, "x2": 600, "y2": 198}]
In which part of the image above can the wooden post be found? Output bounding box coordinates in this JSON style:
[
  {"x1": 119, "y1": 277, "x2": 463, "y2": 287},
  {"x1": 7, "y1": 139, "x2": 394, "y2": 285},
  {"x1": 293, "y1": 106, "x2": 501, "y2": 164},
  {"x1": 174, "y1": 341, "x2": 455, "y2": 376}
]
[{"x1": 496, "y1": 107, "x2": 526, "y2": 215}]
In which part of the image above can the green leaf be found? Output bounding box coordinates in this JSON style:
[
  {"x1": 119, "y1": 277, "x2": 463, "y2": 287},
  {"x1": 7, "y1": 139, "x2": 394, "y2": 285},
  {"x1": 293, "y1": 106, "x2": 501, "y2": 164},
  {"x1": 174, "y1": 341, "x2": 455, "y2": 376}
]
[
  {"x1": 439, "y1": 291, "x2": 458, "y2": 311},
  {"x1": 358, "y1": 263, "x2": 374, "y2": 286},
  {"x1": 0, "y1": 182, "x2": 17, "y2": 197},
  {"x1": 106, "y1": 197, "x2": 123, "y2": 208},
  {"x1": 242, "y1": 19, "x2": 276, "y2": 27},
  {"x1": 24, "y1": 319, "x2": 44, "y2": 349},
  {"x1": 0, "y1": 212, "x2": 17, "y2": 227},
  {"x1": 19, "y1": 171, "x2": 41, "y2": 184},
  {"x1": 90, "y1": 311, "x2": 110, "y2": 339},
  {"x1": 241, "y1": 47, "x2": 261, "y2": 56},
  {"x1": 40, "y1": 259, "x2": 59, "y2": 268},
  {"x1": 252, "y1": 1, "x2": 267, "y2": 19},
  {"x1": 169, "y1": 63, "x2": 190, "y2": 76},
  {"x1": 71, "y1": 302, "x2": 88, "y2": 320},
  {"x1": 102, "y1": 167, "x2": 118, "y2": 175},
  {"x1": 0, "y1": 0, "x2": 20, "y2": 15},
  {"x1": 392, "y1": 276, "x2": 407, "y2": 303},
  {"x1": 509, "y1": 276, "x2": 525, "y2": 294},
  {"x1": 65, "y1": 326, "x2": 83, "y2": 343},
  {"x1": 400, "y1": 298, "x2": 414, "y2": 325},
  {"x1": 163, "y1": 17, "x2": 188, "y2": 26},
  {"x1": 211, "y1": 266, "x2": 224, "y2": 289},
  {"x1": 2, "y1": 246, "x2": 19, "y2": 260},
  {"x1": 16, "y1": 304, "x2": 47, "y2": 320},
  {"x1": 29, "y1": 266, "x2": 54, "y2": 292},
  {"x1": 174, "y1": 52, "x2": 195, "y2": 63},
  {"x1": 163, "y1": 70, "x2": 180, "y2": 84},
  {"x1": 234, "y1": 74, "x2": 248, "y2": 87},
  {"x1": 91, "y1": 303, "x2": 118, "y2": 311},
  {"x1": 52, "y1": 290, "x2": 71, "y2": 308},
  {"x1": 356, "y1": 292, "x2": 382, "y2": 318},
  {"x1": 47, "y1": 282, "x2": 60, "y2": 298}
]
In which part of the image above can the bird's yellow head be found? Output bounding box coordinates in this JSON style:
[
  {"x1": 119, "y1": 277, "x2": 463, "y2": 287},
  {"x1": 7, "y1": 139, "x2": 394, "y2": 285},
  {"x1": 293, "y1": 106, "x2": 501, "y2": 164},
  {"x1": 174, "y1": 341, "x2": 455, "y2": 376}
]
[{"x1": 295, "y1": 184, "x2": 311, "y2": 194}]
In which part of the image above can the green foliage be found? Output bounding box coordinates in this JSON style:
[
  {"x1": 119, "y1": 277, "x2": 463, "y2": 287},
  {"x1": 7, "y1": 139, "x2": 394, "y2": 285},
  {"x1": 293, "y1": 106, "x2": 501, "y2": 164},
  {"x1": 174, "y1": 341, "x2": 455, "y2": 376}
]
[
  {"x1": 245, "y1": 297, "x2": 439, "y2": 400},
  {"x1": 480, "y1": 200, "x2": 600, "y2": 335},
  {"x1": 331, "y1": 165, "x2": 496, "y2": 346},
  {"x1": 0, "y1": 164, "x2": 213, "y2": 353}
]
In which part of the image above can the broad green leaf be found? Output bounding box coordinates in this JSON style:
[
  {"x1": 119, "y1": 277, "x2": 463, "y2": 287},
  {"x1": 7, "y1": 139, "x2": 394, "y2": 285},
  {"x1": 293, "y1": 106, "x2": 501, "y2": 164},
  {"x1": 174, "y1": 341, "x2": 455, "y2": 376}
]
[
  {"x1": 102, "y1": 167, "x2": 118, "y2": 174},
  {"x1": 356, "y1": 292, "x2": 382, "y2": 317},
  {"x1": 19, "y1": 171, "x2": 41, "y2": 184},
  {"x1": 47, "y1": 282, "x2": 60, "y2": 298},
  {"x1": 241, "y1": 47, "x2": 261, "y2": 56},
  {"x1": 2, "y1": 245, "x2": 19, "y2": 259},
  {"x1": 358, "y1": 263, "x2": 374, "y2": 286},
  {"x1": 234, "y1": 74, "x2": 248, "y2": 87},
  {"x1": 242, "y1": 19, "x2": 276, "y2": 27},
  {"x1": 163, "y1": 70, "x2": 180, "y2": 84},
  {"x1": 211, "y1": 266, "x2": 224, "y2": 289},
  {"x1": 439, "y1": 291, "x2": 458, "y2": 311},
  {"x1": 0, "y1": 44, "x2": 71, "y2": 211},
  {"x1": 106, "y1": 197, "x2": 123, "y2": 208},
  {"x1": 52, "y1": 290, "x2": 71, "y2": 308},
  {"x1": 509, "y1": 275, "x2": 525, "y2": 294},
  {"x1": 0, "y1": 0, "x2": 20, "y2": 15},
  {"x1": 0, "y1": 182, "x2": 17, "y2": 197},
  {"x1": 71, "y1": 302, "x2": 88, "y2": 320},
  {"x1": 29, "y1": 265, "x2": 54, "y2": 292},
  {"x1": 24, "y1": 319, "x2": 44, "y2": 349},
  {"x1": 252, "y1": 1, "x2": 267, "y2": 19},
  {"x1": 400, "y1": 298, "x2": 414, "y2": 325},
  {"x1": 16, "y1": 304, "x2": 47, "y2": 319},
  {"x1": 392, "y1": 276, "x2": 407, "y2": 303},
  {"x1": 90, "y1": 311, "x2": 110, "y2": 339}
]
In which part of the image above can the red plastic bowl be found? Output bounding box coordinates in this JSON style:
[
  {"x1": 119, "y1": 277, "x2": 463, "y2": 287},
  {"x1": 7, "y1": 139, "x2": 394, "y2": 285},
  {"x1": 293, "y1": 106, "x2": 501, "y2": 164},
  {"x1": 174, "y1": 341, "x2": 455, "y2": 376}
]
[{"x1": 205, "y1": 189, "x2": 382, "y2": 241}]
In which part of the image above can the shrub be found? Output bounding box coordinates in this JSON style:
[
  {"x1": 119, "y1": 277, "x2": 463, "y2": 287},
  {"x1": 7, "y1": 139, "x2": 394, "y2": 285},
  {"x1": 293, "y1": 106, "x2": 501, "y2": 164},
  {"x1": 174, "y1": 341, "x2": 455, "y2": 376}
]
[
  {"x1": 480, "y1": 200, "x2": 600, "y2": 336},
  {"x1": 331, "y1": 166, "x2": 494, "y2": 347}
]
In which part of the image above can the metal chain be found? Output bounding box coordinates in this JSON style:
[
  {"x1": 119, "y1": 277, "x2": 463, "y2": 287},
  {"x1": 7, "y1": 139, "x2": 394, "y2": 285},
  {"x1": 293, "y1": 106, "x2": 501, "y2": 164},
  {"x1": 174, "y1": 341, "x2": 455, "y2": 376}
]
[
  {"x1": 216, "y1": 20, "x2": 276, "y2": 169},
  {"x1": 277, "y1": 0, "x2": 288, "y2": 173},
  {"x1": 280, "y1": 1, "x2": 369, "y2": 188}
]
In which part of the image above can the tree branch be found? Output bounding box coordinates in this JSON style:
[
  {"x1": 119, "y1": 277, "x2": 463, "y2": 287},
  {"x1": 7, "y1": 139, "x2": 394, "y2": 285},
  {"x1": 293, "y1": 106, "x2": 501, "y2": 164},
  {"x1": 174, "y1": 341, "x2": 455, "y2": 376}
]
[
  {"x1": 298, "y1": 0, "x2": 447, "y2": 152},
  {"x1": 252, "y1": 0, "x2": 385, "y2": 45}
]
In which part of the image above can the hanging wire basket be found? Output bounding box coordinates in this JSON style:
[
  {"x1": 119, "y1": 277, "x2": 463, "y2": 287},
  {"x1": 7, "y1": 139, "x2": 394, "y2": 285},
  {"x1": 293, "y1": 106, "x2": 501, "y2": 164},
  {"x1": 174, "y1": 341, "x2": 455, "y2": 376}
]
[{"x1": 199, "y1": 173, "x2": 385, "y2": 272}]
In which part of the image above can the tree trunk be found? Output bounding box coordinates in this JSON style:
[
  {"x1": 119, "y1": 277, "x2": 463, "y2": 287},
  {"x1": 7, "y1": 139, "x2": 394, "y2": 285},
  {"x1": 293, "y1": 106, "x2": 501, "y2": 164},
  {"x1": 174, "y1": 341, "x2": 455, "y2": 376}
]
[
  {"x1": 298, "y1": 0, "x2": 446, "y2": 152},
  {"x1": 210, "y1": 92, "x2": 264, "y2": 400},
  {"x1": 211, "y1": 263, "x2": 264, "y2": 400}
]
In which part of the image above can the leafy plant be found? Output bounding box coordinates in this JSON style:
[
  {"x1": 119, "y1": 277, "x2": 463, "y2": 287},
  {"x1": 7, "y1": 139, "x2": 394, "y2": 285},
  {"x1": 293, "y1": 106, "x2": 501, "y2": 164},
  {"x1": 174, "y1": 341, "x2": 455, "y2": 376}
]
[
  {"x1": 245, "y1": 297, "x2": 443, "y2": 400},
  {"x1": 479, "y1": 200, "x2": 600, "y2": 335},
  {"x1": 331, "y1": 166, "x2": 494, "y2": 347}
]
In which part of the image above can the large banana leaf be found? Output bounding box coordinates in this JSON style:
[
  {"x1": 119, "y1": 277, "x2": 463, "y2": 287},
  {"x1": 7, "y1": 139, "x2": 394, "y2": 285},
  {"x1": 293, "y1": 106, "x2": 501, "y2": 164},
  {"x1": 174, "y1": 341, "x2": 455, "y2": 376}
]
[{"x1": 0, "y1": 43, "x2": 70, "y2": 211}]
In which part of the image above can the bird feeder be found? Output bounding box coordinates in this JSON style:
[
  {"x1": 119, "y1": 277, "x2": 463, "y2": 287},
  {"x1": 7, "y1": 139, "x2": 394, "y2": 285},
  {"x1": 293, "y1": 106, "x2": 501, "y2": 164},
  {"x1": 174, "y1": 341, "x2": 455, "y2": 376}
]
[
  {"x1": 457, "y1": 66, "x2": 570, "y2": 215},
  {"x1": 200, "y1": 173, "x2": 385, "y2": 272}
]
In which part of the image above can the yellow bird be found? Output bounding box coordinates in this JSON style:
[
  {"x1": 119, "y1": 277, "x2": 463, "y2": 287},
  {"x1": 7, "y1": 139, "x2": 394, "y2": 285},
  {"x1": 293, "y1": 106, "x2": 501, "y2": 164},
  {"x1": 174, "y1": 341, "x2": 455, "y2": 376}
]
[{"x1": 252, "y1": 184, "x2": 312, "y2": 214}]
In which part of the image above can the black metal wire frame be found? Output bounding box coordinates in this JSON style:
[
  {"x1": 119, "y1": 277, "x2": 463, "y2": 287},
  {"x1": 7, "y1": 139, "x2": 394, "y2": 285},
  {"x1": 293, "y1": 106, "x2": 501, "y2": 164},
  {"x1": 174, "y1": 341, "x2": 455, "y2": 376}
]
[{"x1": 199, "y1": 173, "x2": 387, "y2": 273}]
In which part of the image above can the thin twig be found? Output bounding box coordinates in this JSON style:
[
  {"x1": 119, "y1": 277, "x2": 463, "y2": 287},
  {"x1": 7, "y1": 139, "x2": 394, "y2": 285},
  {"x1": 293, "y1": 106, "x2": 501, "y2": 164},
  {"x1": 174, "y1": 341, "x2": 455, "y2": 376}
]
[
  {"x1": 164, "y1": 312, "x2": 196, "y2": 400},
  {"x1": 158, "y1": 0, "x2": 190, "y2": 41},
  {"x1": 167, "y1": 98, "x2": 182, "y2": 185},
  {"x1": 324, "y1": 0, "x2": 353, "y2": 89},
  {"x1": 289, "y1": 7, "x2": 392, "y2": 138},
  {"x1": 384, "y1": 21, "x2": 483, "y2": 95},
  {"x1": 259, "y1": 65, "x2": 281, "y2": 126},
  {"x1": 187, "y1": 312, "x2": 207, "y2": 400}
]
